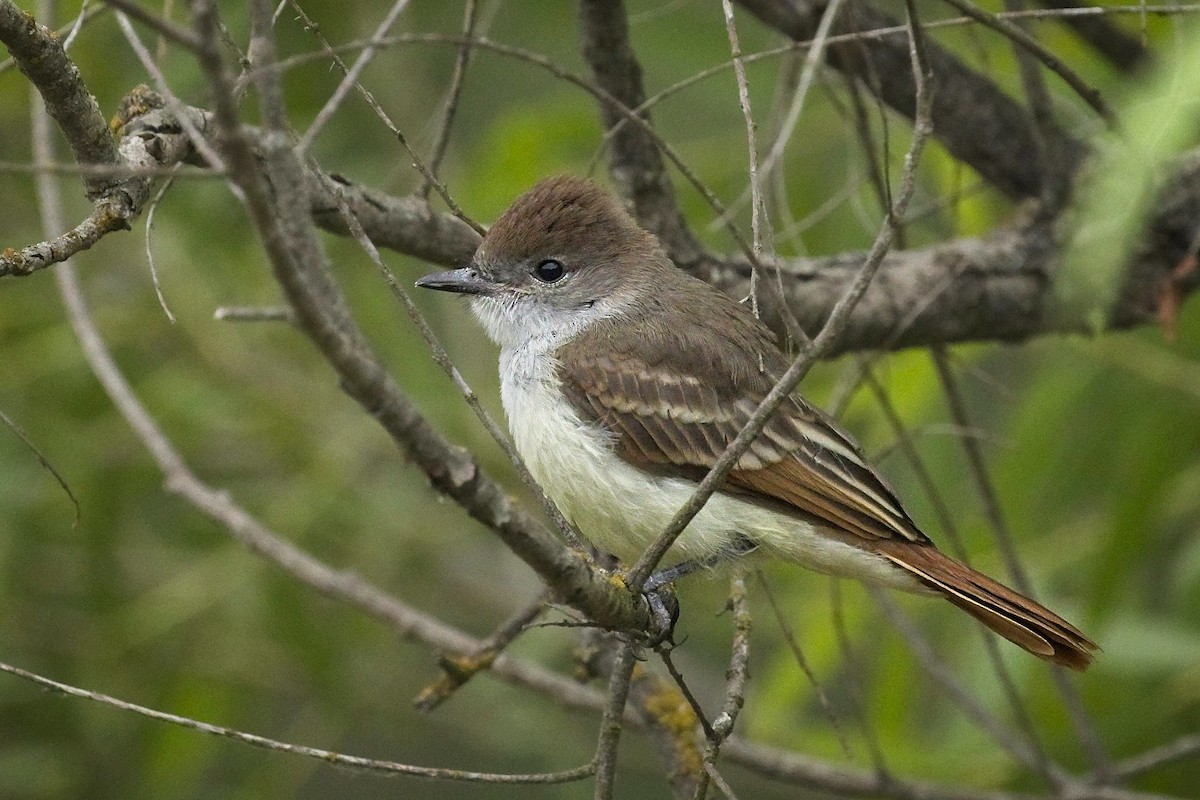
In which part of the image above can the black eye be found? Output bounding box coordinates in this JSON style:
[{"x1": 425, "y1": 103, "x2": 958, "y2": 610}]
[{"x1": 533, "y1": 259, "x2": 565, "y2": 283}]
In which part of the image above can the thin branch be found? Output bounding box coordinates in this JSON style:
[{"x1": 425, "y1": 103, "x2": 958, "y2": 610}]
[
  {"x1": 1110, "y1": 734, "x2": 1200, "y2": 781},
  {"x1": 1031, "y1": 0, "x2": 1149, "y2": 71},
  {"x1": 870, "y1": 587, "x2": 1063, "y2": 779},
  {"x1": 581, "y1": 633, "x2": 703, "y2": 799},
  {"x1": 294, "y1": 0, "x2": 413, "y2": 154},
  {"x1": 828, "y1": 580, "x2": 890, "y2": 776},
  {"x1": 930, "y1": 350, "x2": 1112, "y2": 775},
  {"x1": 112, "y1": 13, "x2": 227, "y2": 169},
  {"x1": 413, "y1": 592, "x2": 549, "y2": 713},
  {"x1": 717, "y1": 0, "x2": 808, "y2": 348},
  {"x1": 0, "y1": 408, "x2": 80, "y2": 526},
  {"x1": 0, "y1": 159, "x2": 219, "y2": 178},
  {"x1": 722, "y1": 735, "x2": 1184, "y2": 800},
  {"x1": 860, "y1": 367, "x2": 1058, "y2": 781},
  {"x1": 143, "y1": 169, "x2": 178, "y2": 322},
  {"x1": 214, "y1": 305, "x2": 296, "y2": 322},
  {"x1": 657, "y1": 647, "x2": 718, "y2": 742},
  {"x1": 704, "y1": 763, "x2": 742, "y2": 800},
  {"x1": 735, "y1": 0, "x2": 1085, "y2": 201},
  {"x1": 721, "y1": 0, "x2": 766, "y2": 304},
  {"x1": 593, "y1": 641, "x2": 638, "y2": 800},
  {"x1": 287, "y1": 0, "x2": 484, "y2": 235},
  {"x1": 715, "y1": 0, "x2": 845, "y2": 229},
  {"x1": 99, "y1": 0, "x2": 201, "y2": 50},
  {"x1": 757, "y1": 573, "x2": 853, "y2": 756},
  {"x1": 935, "y1": 0, "x2": 1114, "y2": 124},
  {"x1": 0, "y1": 660, "x2": 595, "y2": 784},
  {"x1": 418, "y1": 0, "x2": 478, "y2": 198},
  {"x1": 693, "y1": 576, "x2": 752, "y2": 800}
]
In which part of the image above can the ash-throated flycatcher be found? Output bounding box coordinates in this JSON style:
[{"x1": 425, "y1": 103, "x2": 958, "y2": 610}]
[{"x1": 417, "y1": 175, "x2": 1096, "y2": 669}]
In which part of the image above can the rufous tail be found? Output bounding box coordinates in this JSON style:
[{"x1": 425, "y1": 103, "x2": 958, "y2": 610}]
[{"x1": 877, "y1": 541, "x2": 1098, "y2": 671}]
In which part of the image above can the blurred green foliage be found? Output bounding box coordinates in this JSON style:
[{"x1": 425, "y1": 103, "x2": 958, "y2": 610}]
[{"x1": 1, "y1": 1, "x2": 1198, "y2": 798}]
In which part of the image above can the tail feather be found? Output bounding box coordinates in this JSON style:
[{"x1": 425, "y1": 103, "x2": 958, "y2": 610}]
[{"x1": 877, "y1": 542, "x2": 1098, "y2": 671}]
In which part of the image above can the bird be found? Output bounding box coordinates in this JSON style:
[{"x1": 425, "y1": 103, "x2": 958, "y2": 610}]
[{"x1": 416, "y1": 175, "x2": 1097, "y2": 670}]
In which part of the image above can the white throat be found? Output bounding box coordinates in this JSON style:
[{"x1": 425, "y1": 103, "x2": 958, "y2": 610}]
[{"x1": 469, "y1": 293, "x2": 628, "y2": 352}]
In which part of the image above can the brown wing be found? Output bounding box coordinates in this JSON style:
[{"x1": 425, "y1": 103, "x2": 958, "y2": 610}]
[{"x1": 556, "y1": 312, "x2": 928, "y2": 546}]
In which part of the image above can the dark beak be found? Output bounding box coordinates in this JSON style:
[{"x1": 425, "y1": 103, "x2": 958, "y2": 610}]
[{"x1": 415, "y1": 267, "x2": 495, "y2": 296}]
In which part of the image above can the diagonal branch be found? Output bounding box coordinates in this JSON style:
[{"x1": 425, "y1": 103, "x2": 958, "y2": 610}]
[
  {"x1": 1032, "y1": 0, "x2": 1149, "y2": 71},
  {"x1": 0, "y1": 660, "x2": 597, "y2": 784},
  {"x1": 734, "y1": 0, "x2": 1087, "y2": 200}
]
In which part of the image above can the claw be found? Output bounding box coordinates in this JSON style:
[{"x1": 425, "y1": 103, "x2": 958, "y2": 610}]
[{"x1": 644, "y1": 584, "x2": 680, "y2": 647}]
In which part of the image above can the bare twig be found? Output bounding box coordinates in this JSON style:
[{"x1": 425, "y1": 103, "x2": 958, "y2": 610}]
[
  {"x1": 656, "y1": 647, "x2": 717, "y2": 742},
  {"x1": 143, "y1": 170, "x2": 178, "y2": 322},
  {"x1": 0, "y1": 408, "x2": 80, "y2": 526},
  {"x1": 294, "y1": 0, "x2": 413, "y2": 154},
  {"x1": 870, "y1": 587, "x2": 1063, "y2": 778},
  {"x1": 418, "y1": 0, "x2": 478, "y2": 197},
  {"x1": 287, "y1": 1, "x2": 484, "y2": 235},
  {"x1": 1031, "y1": 0, "x2": 1149, "y2": 71},
  {"x1": 720, "y1": 0, "x2": 767, "y2": 315},
  {"x1": 722, "y1": 735, "x2": 1182, "y2": 800},
  {"x1": 1109, "y1": 734, "x2": 1200, "y2": 781},
  {"x1": 112, "y1": 13, "x2": 227, "y2": 170},
  {"x1": 757, "y1": 573, "x2": 853, "y2": 757},
  {"x1": 100, "y1": 0, "x2": 201, "y2": 50},
  {"x1": 0, "y1": 660, "x2": 595, "y2": 784},
  {"x1": 578, "y1": 0, "x2": 696, "y2": 256},
  {"x1": 860, "y1": 367, "x2": 1058, "y2": 781},
  {"x1": 693, "y1": 576, "x2": 752, "y2": 800},
  {"x1": 593, "y1": 641, "x2": 638, "y2": 800},
  {"x1": 735, "y1": 0, "x2": 1085, "y2": 201},
  {"x1": 413, "y1": 592, "x2": 549, "y2": 712},
  {"x1": 930, "y1": 349, "x2": 1111, "y2": 775},
  {"x1": 214, "y1": 305, "x2": 296, "y2": 322},
  {"x1": 828, "y1": 580, "x2": 890, "y2": 776},
  {"x1": 936, "y1": 0, "x2": 1114, "y2": 124},
  {"x1": 580, "y1": 633, "x2": 703, "y2": 799},
  {"x1": 715, "y1": 0, "x2": 846, "y2": 229}
]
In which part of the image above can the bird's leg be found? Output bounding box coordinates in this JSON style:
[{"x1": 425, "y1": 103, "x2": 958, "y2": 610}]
[{"x1": 640, "y1": 535, "x2": 758, "y2": 645}]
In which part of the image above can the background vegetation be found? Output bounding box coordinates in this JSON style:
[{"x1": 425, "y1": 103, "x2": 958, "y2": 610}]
[{"x1": 1, "y1": 0, "x2": 1198, "y2": 798}]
